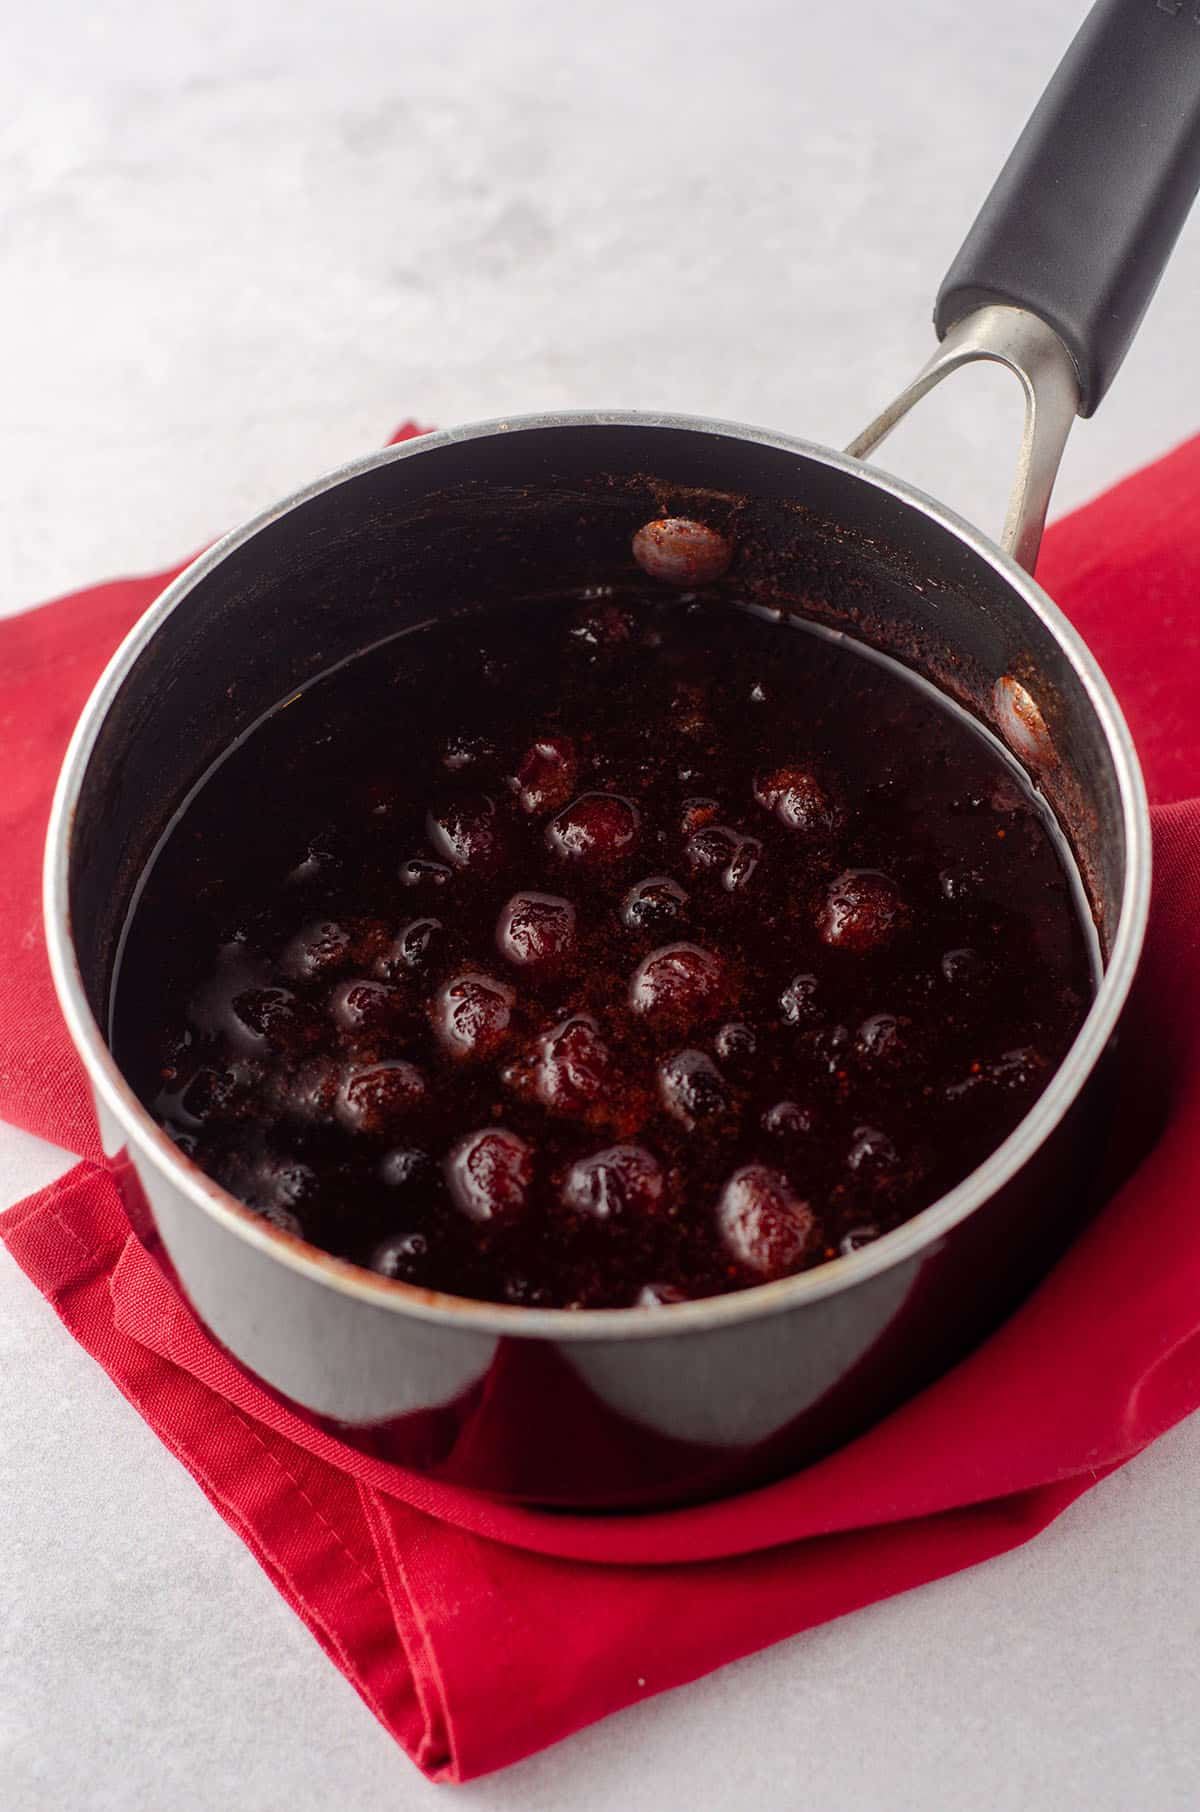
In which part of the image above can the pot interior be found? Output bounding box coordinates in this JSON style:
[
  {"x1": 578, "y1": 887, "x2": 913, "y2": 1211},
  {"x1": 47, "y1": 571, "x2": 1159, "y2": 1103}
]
[{"x1": 68, "y1": 419, "x2": 1129, "y2": 1051}]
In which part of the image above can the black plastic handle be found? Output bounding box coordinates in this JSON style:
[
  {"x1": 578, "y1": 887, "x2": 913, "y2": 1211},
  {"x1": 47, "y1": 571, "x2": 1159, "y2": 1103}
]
[{"x1": 936, "y1": 0, "x2": 1200, "y2": 416}]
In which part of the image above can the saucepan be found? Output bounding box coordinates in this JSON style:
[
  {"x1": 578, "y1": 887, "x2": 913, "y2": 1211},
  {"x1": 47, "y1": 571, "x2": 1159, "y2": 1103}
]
[{"x1": 44, "y1": 0, "x2": 1200, "y2": 1506}]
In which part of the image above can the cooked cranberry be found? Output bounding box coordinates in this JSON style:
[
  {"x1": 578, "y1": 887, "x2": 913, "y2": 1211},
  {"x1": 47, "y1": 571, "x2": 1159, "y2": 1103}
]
[
  {"x1": 228, "y1": 987, "x2": 313, "y2": 1055},
  {"x1": 686, "y1": 825, "x2": 738, "y2": 874},
  {"x1": 804, "y1": 1022, "x2": 853, "y2": 1075},
  {"x1": 753, "y1": 766, "x2": 841, "y2": 834},
  {"x1": 629, "y1": 942, "x2": 727, "y2": 1025},
  {"x1": 512, "y1": 736, "x2": 578, "y2": 815},
  {"x1": 856, "y1": 1011, "x2": 903, "y2": 1062},
  {"x1": 533, "y1": 1014, "x2": 613, "y2": 1116},
  {"x1": 635, "y1": 1281, "x2": 689, "y2": 1307},
  {"x1": 658, "y1": 1049, "x2": 731, "y2": 1128},
  {"x1": 379, "y1": 1147, "x2": 433, "y2": 1189},
  {"x1": 714, "y1": 1021, "x2": 757, "y2": 1066},
  {"x1": 686, "y1": 822, "x2": 764, "y2": 891},
  {"x1": 282, "y1": 919, "x2": 353, "y2": 981},
  {"x1": 681, "y1": 797, "x2": 720, "y2": 833},
  {"x1": 632, "y1": 517, "x2": 734, "y2": 587},
  {"x1": 253, "y1": 1157, "x2": 320, "y2": 1215},
  {"x1": 330, "y1": 978, "x2": 407, "y2": 1036},
  {"x1": 846, "y1": 1125, "x2": 900, "y2": 1183},
  {"x1": 497, "y1": 892, "x2": 576, "y2": 967},
  {"x1": 941, "y1": 947, "x2": 983, "y2": 987},
  {"x1": 399, "y1": 855, "x2": 453, "y2": 890},
  {"x1": 840, "y1": 1223, "x2": 880, "y2": 1255},
  {"x1": 547, "y1": 793, "x2": 640, "y2": 864},
  {"x1": 336, "y1": 1061, "x2": 428, "y2": 1135},
  {"x1": 370, "y1": 1230, "x2": 431, "y2": 1280},
  {"x1": 425, "y1": 794, "x2": 503, "y2": 873},
  {"x1": 375, "y1": 917, "x2": 443, "y2": 979},
  {"x1": 562, "y1": 1144, "x2": 664, "y2": 1220},
  {"x1": 433, "y1": 972, "x2": 515, "y2": 1060},
  {"x1": 817, "y1": 870, "x2": 909, "y2": 951},
  {"x1": 446, "y1": 1128, "x2": 533, "y2": 1223},
  {"x1": 620, "y1": 875, "x2": 688, "y2": 932},
  {"x1": 762, "y1": 1099, "x2": 815, "y2": 1139},
  {"x1": 276, "y1": 1056, "x2": 341, "y2": 1124},
  {"x1": 717, "y1": 1165, "x2": 816, "y2": 1277},
  {"x1": 724, "y1": 835, "x2": 762, "y2": 893},
  {"x1": 779, "y1": 973, "x2": 820, "y2": 1024}
]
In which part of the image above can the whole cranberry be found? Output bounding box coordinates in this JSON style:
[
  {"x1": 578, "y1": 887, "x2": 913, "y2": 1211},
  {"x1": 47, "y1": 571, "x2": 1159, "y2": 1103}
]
[
  {"x1": 276, "y1": 1056, "x2": 341, "y2": 1124},
  {"x1": 336, "y1": 1061, "x2": 428, "y2": 1135},
  {"x1": 779, "y1": 973, "x2": 820, "y2": 1024},
  {"x1": 846, "y1": 1125, "x2": 900, "y2": 1183},
  {"x1": 629, "y1": 942, "x2": 727, "y2": 1026},
  {"x1": 399, "y1": 855, "x2": 453, "y2": 891},
  {"x1": 512, "y1": 736, "x2": 578, "y2": 815},
  {"x1": 632, "y1": 517, "x2": 734, "y2": 587},
  {"x1": 282, "y1": 919, "x2": 353, "y2": 981},
  {"x1": 547, "y1": 793, "x2": 640, "y2": 864},
  {"x1": 855, "y1": 1011, "x2": 904, "y2": 1063},
  {"x1": 497, "y1": 892, "x2": 576, "y2": 967},
  {"x1": 433, "y1": 972, "x2": 515, "y2": 1060},
  {"x1": 753, "y1": 766, "x2": 841, "y2": 835},
  {"x1": 370, "y1": 1230, "x2": 431, "y2": 1281},
  {"x1": 375, "y1": 917, "x2": 443, "y2": 979},
  {"x1": 534, "y1": 1014, "x2": 613, "y2": 1116},
  {"x1": 379, "y1": 1147, "x2": 433, "y2": 1189},
  {"x1": 762, "y1": 1100, "x2": 816, "y2": 1139},
  {"x1": 426, "y1": 794, "x2": 503, "y2": 873},
  {"x1": 329, "y1": 978, "x2": 407, "y2": 1037},
  {"x1": 635, "y1": 1281, "x2": 689, "y2": 1307},
  {"x1": 717, "y1": 1165, "x2": 816, "y2": 1277},
  {"x1": 229, "y1": 986, "x2": 310, "y2": 1054},
  {"x1": 714, "y1": 1022, "x2": 757, "y2": 1066},
  {"x1": 446, "y1": 1128, "x2": 533, "y2": 1223},
  {"x1": 816, "y1": 870, "x2": 910, "y2": 951},
  {"x1": 941, "y1": 947, "x2": 984, "y2": 988},
  {"x1": 685, "y1": 822, "x2": 763, "y2": 891},
  {"x1": 561, "y1": 1144, "x2": 664, "y2": 1221},
  {"x1": 620, "y1": 875, "x2": 689, "y2": 933},
  {"x1": 252, "y1": 1157, "x2": 320, "y2": 1217},
  {"x1": 658, "y1": 1049, "x2": 731, "y2": 1129}
]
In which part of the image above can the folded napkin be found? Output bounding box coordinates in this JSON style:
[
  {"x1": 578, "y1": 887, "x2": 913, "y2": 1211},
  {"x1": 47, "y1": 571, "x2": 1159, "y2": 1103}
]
[{"x1": 4, "y1": 423, "x2": 1200, "y2": 1783}]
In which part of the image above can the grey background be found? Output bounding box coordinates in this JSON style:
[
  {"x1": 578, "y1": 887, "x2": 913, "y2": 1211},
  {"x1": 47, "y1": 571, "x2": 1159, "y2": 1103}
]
[{"x1": 2, "y1": 1, "x2": 1198, "y2": 1806}]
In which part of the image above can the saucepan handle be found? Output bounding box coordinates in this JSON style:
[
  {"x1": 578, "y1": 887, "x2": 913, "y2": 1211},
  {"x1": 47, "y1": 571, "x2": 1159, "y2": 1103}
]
[{"x1": 848, "y1": 0, "x2": 1200, "y2": 572}]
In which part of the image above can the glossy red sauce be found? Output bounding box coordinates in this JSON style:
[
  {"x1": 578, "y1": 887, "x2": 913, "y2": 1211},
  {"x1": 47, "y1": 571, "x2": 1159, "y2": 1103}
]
[{"x1": 113, "y1": 585, "x2": 1094, "y2": 1307}]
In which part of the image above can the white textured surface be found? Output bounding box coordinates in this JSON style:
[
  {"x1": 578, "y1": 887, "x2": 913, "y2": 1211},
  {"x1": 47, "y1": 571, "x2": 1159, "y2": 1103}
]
[{"x1": 3, "y1": 1, "x2": 1200, "y2": 1806}]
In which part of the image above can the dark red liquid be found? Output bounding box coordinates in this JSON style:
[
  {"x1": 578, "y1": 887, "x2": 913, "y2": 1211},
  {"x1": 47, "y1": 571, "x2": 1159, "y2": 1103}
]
[{"x1": 112, "y1": 588, "x2": 1095, "y2": 1308}]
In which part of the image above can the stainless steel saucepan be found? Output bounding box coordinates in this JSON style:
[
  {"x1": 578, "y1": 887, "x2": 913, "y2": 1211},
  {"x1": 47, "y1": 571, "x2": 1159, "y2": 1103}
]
[{"x1": 45, "y1": 0, "x2": 1200, "y2": 1505}]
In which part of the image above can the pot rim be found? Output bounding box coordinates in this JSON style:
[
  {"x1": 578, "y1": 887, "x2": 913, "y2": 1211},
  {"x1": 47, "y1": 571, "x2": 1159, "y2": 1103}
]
[{"x1": 43, "y1": 408, "x2": 1152, "y2": 1342}]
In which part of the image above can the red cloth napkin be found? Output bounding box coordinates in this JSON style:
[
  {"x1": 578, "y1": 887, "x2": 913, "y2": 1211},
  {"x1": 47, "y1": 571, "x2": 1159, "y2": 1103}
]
[{"x1": 4, "y1": 424, "x2": 1200, "y2": 1782}]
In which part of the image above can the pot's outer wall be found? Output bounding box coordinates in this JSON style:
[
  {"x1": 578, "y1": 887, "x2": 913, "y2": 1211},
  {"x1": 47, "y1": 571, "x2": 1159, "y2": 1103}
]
[{"x1": 65, "y1": 421, "x2": 1134, "y2": 1506}]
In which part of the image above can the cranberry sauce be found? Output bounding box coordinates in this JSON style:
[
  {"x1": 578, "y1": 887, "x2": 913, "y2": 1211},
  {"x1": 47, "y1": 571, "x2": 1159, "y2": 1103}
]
[{"x1": 112, "y1": 587, "x2": 1095, "y2": 1309}]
